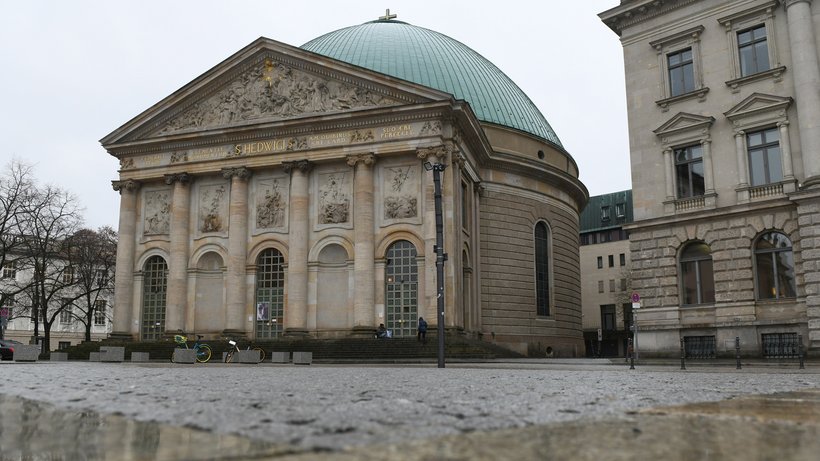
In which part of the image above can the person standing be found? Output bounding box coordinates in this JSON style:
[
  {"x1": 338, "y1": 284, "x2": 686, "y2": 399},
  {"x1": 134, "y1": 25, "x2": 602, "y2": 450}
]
[{"x1": 417, "y1": 317, "x2": 428, "y2": 344}]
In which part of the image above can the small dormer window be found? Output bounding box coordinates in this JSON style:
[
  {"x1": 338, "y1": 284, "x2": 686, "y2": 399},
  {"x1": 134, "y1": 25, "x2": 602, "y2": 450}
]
[{"x1": 601, "y1": 206, "x2": 611, "y2": 221}]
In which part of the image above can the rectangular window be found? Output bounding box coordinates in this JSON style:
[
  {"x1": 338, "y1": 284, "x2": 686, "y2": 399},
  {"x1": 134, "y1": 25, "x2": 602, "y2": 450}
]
[
  {"x1": 620, "y1": 278, "x2": 627, "y2": 291},
  {"x1": 623, "y1": 303, "x2": 633, "y2": 330},
  {"x1": 94, "y1": 300, "x2": 107, "y2": 326},
  {"x1": 615, "y1": 203, "x2": 626, "y2": 218},
  {"x1": 96, "y1": 269, "x2": 108, "y2": 286},
  {"x1": 761, "y1": 332, "x2": 799, "y2": 358},
  {"x1": 461, "y1": 182, "x2": 469, "y2": 231},
  {"x1": 675, "y1": 144, "x2": 705, "y2": 198},
  {"x1": 684, "y1": 336, "x2": 716, "y2": 359},
  {"x1": 600, "y1": 305, "x2": 616, "y2": 331},
  {"x1": 619, "y1": 253, "x2": 626, "y2": 266},
  {"x1": 597, "y1": 256, "x2": 603, "y2": 269},
  {"x1": 60, "y1": 301, "x2": 73, "y2": 324},
  {"x1": 601, "y1": 206, "x2": 611, "y2": 221},
  {"x1": 58, "y1": 341, "x2": 71, "y2": 350},
  {"x1": 609, "y1": 279, "x2": 616, "y2": 292},
  {"x1": 2, "y1": 260, "x2": 16, "y2": 279},
  {"x1": 608, "y1": 255, "x2": 614, "y2": 268},
  {"x1": 62, "y1": 266, "x2": 75, "y2": 284},
  {"x1": 598, "y1": 280, "x2": 604, "y2": 293},
  {"x1": 667, "y1": 48, "x2": 695, "y2": 96},
  {"x1": 747, "y1": 128, "x2": 782, "y2": 186},
  {"x1": 738, "y1": 25, "x2": 769, "y2": 77}
]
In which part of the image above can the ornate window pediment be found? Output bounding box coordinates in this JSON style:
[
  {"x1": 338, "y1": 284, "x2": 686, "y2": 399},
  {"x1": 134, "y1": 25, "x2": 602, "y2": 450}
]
[
  {"x1": 724, "y1": 93, "x2": 792, "y2": 129},
  {"x1": 654, "y1": 112, "x2": 715, "y2": 146}
]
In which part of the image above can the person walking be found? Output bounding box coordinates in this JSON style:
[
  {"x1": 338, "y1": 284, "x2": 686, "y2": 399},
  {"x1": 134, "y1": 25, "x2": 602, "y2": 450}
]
[{"x1": 417, "y1": 317, "x2": 428, "y2": 344}]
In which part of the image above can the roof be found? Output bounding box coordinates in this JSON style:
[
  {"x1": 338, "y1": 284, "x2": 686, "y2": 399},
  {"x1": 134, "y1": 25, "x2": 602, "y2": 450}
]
[
  {"x1": 301, "y1": 20, "x2": 563, "y2": 147},
  {"x1": 580, "y1": 190, "x2": 633, "y2": 233}
]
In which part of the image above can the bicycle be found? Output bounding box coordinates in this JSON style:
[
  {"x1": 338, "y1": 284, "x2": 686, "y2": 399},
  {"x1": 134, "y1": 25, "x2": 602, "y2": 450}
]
[
  {"x1": 171, "y1": 334, "x2": 212, "y2": 363},
  {"x1": 224, "y1": 338, "x2": 265, "y2": 363}
]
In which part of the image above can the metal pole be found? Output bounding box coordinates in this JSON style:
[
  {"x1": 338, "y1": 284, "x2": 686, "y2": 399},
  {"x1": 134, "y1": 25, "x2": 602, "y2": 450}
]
[
  {"x1": 798, "y1": 334, "x2": 804, "y2": 370},
  {"x1": 628, "y1": 337, "x2": 635, "y2": 370},
  {"x1": 432, "y1": 164, "x2": 447, "y2": 369},
  {"x1": 735, "y1": 336, "x2": 741, "y2": 370},
  {"x1": 680, "y1": 337, "x2": 686, "y2": 370}
]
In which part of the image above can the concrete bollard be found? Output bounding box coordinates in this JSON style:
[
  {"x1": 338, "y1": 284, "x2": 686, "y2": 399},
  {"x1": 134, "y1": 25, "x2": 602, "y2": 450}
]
[
  {"x1": 680, "y1": 337, "x2": 686, "y2": 370},
  {"x1": 172, "y1": 349, "x2": 197, "y2": 364},
  {"x1": 269, "y1": 351, "x2": 290, "y2": 363},
  {"x1": 50, "y1": 352, "x2": 68, "y2": 361},
  {"x1": 14, "y1": 345, "x2": 41, "y2": 362},
  {"x1": 100, "y1": 346, "x2": 125, "y2": 363},
  {"x1": 236, "y1": 349, "x2": 261, "y2": 364},
  {"x1": 130, "y1": 352, "x2": 150, "y2": 362},
  {"x1": 293, "y1": 351, "x2": 312, "y2": 365},
  {"x1": 89, "y1": 352, "x2": 101, "y2": 362},
  {"x1": 735, "y1": 336, "x2": 741, "y2": 370}
]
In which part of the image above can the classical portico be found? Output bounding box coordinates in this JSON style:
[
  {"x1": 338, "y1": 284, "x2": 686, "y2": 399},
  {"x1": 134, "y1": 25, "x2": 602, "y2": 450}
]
[{"x1": 101, "y1": 18, "x2": 588, "y2": 356}]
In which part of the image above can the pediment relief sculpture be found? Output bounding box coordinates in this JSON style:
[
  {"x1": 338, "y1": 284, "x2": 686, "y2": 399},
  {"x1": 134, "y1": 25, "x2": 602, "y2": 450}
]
[
  {"x1": 143, "y1": 190, "x2": 171, "y2": 235},
  {"x1": 155, "y1": 59, "x2": 401, "y2": 136},
  {"x1": 318, "y1": 172, "x2": 351, "y2": 225},
  {"x1": 383, "y1": 165, "x2": 419, "y2": 220}
]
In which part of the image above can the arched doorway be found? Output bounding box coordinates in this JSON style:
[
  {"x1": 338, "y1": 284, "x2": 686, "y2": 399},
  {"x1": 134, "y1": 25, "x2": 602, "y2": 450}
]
[
  {"x1": 255, "y1": 248, "x2": 285, "y2": 339},
  {"x1": 194, "y1": 252, "x2": 224, "y2": 334},
  {"x1": 316, "y1": 244, "x2": 350, "y2": 330},
  {"x1": 385, "y1": 240, "x2": 418, "y2": 337},
  {"x1": 141, "y1": 255, "x2": 168, "y2": 340}
]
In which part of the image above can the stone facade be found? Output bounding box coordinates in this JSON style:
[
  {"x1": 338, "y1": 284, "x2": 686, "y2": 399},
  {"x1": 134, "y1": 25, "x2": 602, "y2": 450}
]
[
  {"x1": 102, "y1": 33, "x2": 587, "y2": 355},
  {"x1": 601, "y1": 0, "x2": 820, "y2": 357}
]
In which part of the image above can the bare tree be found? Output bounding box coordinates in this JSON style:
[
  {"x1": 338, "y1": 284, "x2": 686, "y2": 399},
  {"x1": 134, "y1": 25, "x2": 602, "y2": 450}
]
[{"x1": 64, "y1": 226, "x2": 117, "y2": 341}]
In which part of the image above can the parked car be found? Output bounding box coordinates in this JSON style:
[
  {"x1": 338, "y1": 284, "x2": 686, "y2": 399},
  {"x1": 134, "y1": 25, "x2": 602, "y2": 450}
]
[{"x1": 0, "y1": 339, "x2": 22, "y2": 360}]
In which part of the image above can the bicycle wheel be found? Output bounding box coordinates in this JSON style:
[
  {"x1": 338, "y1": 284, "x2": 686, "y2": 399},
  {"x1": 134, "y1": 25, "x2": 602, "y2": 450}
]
[
  {"x1": 252, "y1": 347, "x2": 265, "y2": 363},
  {"x1": 196, "y1": 344, "x2": 212, "y2": 363},
  {"x1": 224, "y1": 349, "x2": 235, "y2": 363}
]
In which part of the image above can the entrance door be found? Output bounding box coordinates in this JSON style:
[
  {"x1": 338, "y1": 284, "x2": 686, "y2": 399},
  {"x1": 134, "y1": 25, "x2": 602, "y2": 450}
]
[
  {"x1": 141, "y1": 256, "x2": 168, "y2": 340},
  {"x1": 385, "y1": 240, "x2": 418, "y2": 337}
]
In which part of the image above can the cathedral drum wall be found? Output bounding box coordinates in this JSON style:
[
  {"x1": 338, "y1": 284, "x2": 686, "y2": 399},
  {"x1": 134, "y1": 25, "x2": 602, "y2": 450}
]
[{"x1": 478, "y1": 187, "x2": 583, "y2": 357}]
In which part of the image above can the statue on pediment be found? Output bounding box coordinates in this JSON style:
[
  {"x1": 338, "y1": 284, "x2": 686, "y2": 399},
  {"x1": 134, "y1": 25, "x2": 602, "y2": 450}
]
[{"x1": 157, "y1": 60, "x2": 400, "y2": 135}]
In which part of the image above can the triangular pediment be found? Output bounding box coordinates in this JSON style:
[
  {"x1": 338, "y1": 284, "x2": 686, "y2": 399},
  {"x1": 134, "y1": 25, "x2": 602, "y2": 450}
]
[
  {"x1": 724, "y1": 92, "x2": 792, "y2": 121},
  {"x1": 102, "y1": 38, "x2": 450, "y2": 146},
  {"x1": 653, "y1": 112, "x2": 715, "y2": 137}
]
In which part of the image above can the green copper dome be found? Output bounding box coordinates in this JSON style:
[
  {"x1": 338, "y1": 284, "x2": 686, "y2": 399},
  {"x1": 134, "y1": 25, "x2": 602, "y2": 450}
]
[{"x1": 302, "y1": 20, "x2": 563, "y2": 147}]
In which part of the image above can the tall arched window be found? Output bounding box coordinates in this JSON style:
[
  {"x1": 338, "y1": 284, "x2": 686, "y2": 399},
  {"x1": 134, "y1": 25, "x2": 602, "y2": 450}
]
[
  {"x1": 755, "y1": 232, "x2": 796, "y2": 300},
  {"x1": 141, "y1": 256, "x2": 167, "y2": 341},
  {"x1": 535, "y1": 222, "x2": 550, "y2": 316},
  {"x1": 679, "y1": 242, "x2": 715, "y2": 305},
  {"x1": 385, "y1": 240, "x2": 418, "y2": 337},
  {"x1": 256, "y1": 248, "x2": 285, "y2": 339}
]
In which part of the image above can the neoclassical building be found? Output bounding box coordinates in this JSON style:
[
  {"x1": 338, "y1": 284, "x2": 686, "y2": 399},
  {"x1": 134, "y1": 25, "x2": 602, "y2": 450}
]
[
  {"x1": 102, "y1": 15, "x2": 588, "y2": 356},
  {"x1": 601, "y1": 0, "x2": 820, "y2": 357}
]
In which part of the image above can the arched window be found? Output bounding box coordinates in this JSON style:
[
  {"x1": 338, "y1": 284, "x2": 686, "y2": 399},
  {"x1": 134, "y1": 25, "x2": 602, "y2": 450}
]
[
  {"x1": 679, "y1": 242, "x2": 715, "y2": 305},
  {"x1": 385, "y1": 240, "x2": 418, "y2": 337},
  {"x1": 535, "y1": 222, "x2": 550, "y2": 316},
  {"x1": 755, "y1": 232, "x2": 796, "y2": 300},
  {"x1": 255, "y1": 248, "x2": 285, "y2": 339},
  {"x1": 141, "y1": 256, "x2": 167, "y2": 341}
]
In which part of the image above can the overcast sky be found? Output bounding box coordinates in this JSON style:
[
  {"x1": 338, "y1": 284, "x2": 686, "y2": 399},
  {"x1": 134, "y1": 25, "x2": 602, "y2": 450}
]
[{"x1": 0, "y1": 0, "x2": 625, "y2": 230}]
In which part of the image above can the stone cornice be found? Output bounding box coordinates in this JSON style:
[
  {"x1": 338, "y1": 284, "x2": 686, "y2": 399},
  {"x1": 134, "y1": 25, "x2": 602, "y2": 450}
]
[{"x1": 599, "y1": 0, "x2": 700, "y2": 36}]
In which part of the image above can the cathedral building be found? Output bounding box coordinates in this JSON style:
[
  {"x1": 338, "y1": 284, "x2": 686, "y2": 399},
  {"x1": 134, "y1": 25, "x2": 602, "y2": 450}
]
[{"x1": 101, "y1": 14, "x2": 588, "y2": 356}]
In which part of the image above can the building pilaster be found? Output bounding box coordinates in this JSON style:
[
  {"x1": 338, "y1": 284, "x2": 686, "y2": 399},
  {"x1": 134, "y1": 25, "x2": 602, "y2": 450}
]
[
  {"x1": 282, "y1": 160, "x2": 312, "y2": 336},
  {"x1": 110, "y1": 179, "x2": 140, "y2": 340},
  {"x1": 164, "y1": 173, "x2": 191, "y2": 335},
  {"x1": 222, "y1": 167, "x2": 251, "y2": 336},
  {"x1": 784, "y1": 0, "x2": 820, "y2": 187},
  {"x1": 346, "y1": 153, "x2": 376, "y2": 335}
]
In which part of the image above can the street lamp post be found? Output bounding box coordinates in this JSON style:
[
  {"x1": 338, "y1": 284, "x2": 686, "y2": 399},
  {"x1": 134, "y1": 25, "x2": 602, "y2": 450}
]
[{"x1": 424, "y1": 161, "x2": 447, "y2": 368}]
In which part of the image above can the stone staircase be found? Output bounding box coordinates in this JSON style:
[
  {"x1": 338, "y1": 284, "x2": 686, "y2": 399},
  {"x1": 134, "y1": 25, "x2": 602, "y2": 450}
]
[{"x1": 62, "y1": 334, "x2": 524, "y2": 362}]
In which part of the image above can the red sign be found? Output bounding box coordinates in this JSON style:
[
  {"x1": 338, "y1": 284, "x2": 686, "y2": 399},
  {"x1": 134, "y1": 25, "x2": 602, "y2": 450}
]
[{"x1": 631, "y1": 292, "x2": 640, "y2": 303}]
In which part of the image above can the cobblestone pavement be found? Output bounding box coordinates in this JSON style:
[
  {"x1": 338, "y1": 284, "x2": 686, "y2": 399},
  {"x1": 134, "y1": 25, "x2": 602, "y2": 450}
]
[{"x1": 1, "y1": 361, "x2": 818, "y2": 455}]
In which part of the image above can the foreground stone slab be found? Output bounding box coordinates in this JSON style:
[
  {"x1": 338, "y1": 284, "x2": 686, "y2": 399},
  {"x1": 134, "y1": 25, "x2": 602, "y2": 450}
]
[
  {"x1": 100, "y1": 346, "x2": 125, "y2": 363},
  {"x1": 270, "y1": 351, "x2": 290, "y2": 363},
  {"x1": 13, "y1": 345, "x2": 40, "y2": 362},
  {"x1": 172, "y1": 349, "x2": 196, "y2": 364},
  {"x1": 50, "y1": 352, "x2": 68, "y2": 361},
  {"x1": 236, "y1": 349, "x2": 261, "y2": 364},
  {"x1": 88, "y1": 352, "x2": 101, "y2": 362},
  {"x1": 130, "y1": 352, "x2": 149, "y2": 362},
  {"x1": 292, "y1": 351, "x2": 312, "y2": 365}
]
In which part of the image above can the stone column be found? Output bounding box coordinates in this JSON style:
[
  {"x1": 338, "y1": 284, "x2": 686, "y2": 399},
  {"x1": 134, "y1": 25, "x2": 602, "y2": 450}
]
[
  {"x1": 663, "y1": 148, "x2": 675, "y2": 200},
  {"x1": 784, "y1": 0, "x2": 820, "y2": 187},
  {"x1": 346, "y1": 153, "x2": 376, "y2": 334},
  {"x1": 110, "y1": 179, "x2": 140, "y2": 340},
  {"x1": 778, "y1": 121, "x2": 795, "y2": 179},
  {"x1": 222, "y1": 167, "x2": 251, "y2": 336},
  {"x1": 734, "y1": 131, "x2": 749, "y2": 187},
  {"x1": 282, "y1": 160, "x2": 312, "y2": 336},
  {"x1": 164, "y1": 173, "x2": 191, "y2": 335},
  {"x1": 701, "y1": 138, "x2": 715, "y2": 194}
]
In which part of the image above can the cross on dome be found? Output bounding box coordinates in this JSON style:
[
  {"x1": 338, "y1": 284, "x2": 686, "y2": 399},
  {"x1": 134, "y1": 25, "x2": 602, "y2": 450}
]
[{"x1": 378, "y1": 9, "x2": 397, "y2": 21}]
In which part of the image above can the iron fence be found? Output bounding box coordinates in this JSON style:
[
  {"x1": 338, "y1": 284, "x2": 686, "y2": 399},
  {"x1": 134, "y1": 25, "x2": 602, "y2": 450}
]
[
  {"x1": 683, "y1": 335, "x2": 716, "y2": 359},
  {"x1": 761, "y1": 333, "x2": 800, "y2": 358}
]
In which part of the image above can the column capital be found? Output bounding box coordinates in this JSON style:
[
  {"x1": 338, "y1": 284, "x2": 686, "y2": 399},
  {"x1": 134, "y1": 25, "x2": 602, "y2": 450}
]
[
  {"x1": 112, "y1": 179, "x2": 140, "y2": 194},
  {"x1": 783, "y1": 0, "x2": 812, "y2": 9},
  {"x1": 777, "y1": 120, "x2": 791, "y2": 128},
  {"x1": 221, "y1": 167, "x2": 251, "y2": 181},
  {"x1": 474, "y1": 182, "x2": 486, "y2": 197},
  {"x1": 734, "y1": 130, "x2": 746, "y2": 138},
  {"x1": 700, "y1": 137, "x2": 712, "y2": 146},
  {"x1": 416, "y1": 145, "x2": 450, "y2": 162},
  {"x1": 346, "y1": 153, "x2": 376, "y2": 168},
  {"x1": 282, "y1": 160, "x2": 313, "y2": 175},
  {"x1": 164, "y1": 173, "x2": 191, "y2": 185}
]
